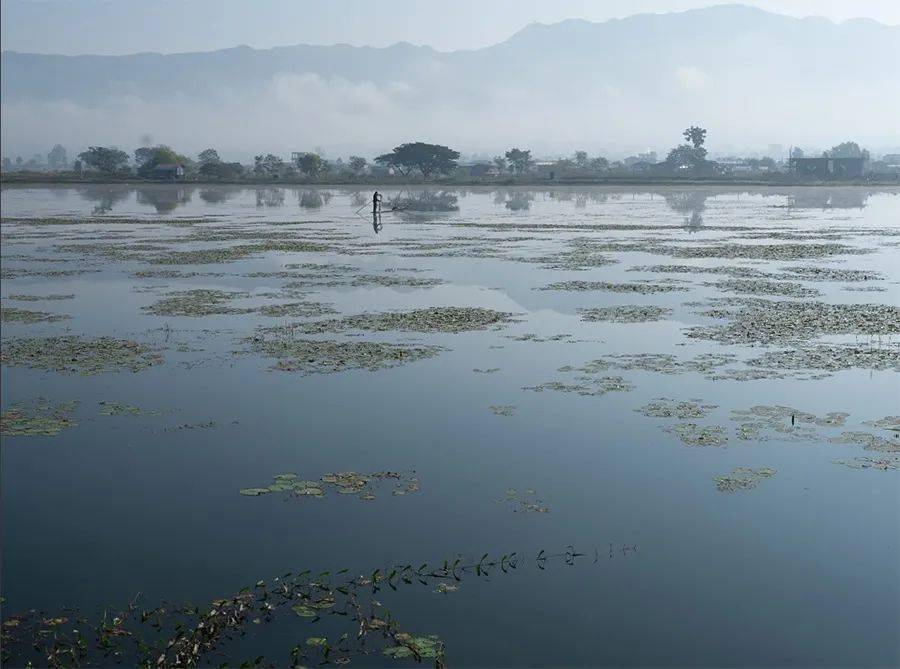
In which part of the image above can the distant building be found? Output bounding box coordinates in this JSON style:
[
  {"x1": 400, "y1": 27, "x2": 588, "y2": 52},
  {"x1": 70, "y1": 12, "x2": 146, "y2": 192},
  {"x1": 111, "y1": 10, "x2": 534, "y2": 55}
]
[
  {"x1": 790, "y1": 156, "x2": 866, "y2": 179},
  {"x1": 153, "y1": 163, "x2": 186, "y2": 180}
]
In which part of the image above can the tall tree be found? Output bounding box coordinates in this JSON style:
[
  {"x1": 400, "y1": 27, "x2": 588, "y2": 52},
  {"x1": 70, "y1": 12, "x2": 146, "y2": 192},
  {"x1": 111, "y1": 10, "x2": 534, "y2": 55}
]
[
  {"x1": 348, "y1": 156, "x2": 367, "y2": 174},
  {"x1": 504, "y1": 148, "x2": 532, "y2": 174},
  {"x1": 197, "y1": 148, "x2": 221, "y2": 165},
  {"x1": 573, "y1": 150, "x2": 589, "y2": 168},
  {"x1": 682, "y1": 126, "x2": 708, "y2": 150},
  {"x1": 375, "y1": 142, "x2": 460, "y2": 179},
  {"x1": 78, "y1": 146, "x2": 129, "y2": 174},
  {"x1": 134, "y1": 145, "x2": 190, "y2": 177},
  {"x1": 827, "y1": 141, "x2": 869, "y2": 160},
  {"x1": 294, "y1": 152, "x2": 327, "y2": 178}
]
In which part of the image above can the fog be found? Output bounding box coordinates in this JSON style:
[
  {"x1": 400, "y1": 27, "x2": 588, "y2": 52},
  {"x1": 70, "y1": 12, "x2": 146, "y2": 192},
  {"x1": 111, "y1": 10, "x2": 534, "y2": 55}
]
[{"x1": 2, "y1": 4, "x2": 899, "y2": 160}]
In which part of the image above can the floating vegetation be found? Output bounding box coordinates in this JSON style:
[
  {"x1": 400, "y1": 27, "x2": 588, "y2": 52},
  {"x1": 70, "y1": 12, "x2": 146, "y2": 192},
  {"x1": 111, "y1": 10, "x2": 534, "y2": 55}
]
[
  {"x1": 507, "y1": 333, "x2": 573, "y2": 343},
  {"x1": 667, "y1": 423, "x2": 728, "y2": 447},
  {"x1": 777, "y1": 266, "x2": 884, "y2": 282},
  {"x1": 708, "y1": 278, "x2": 821, "y2": 299},
  {"x1": 630, "y1": 264, "x2": 772, "y2": 279},
  {"x1": 143, "y1": 289, "x2": 252, "y2": 317},
  {"x1": 746, "y1": 345, "x2": 900, "y2": 373},
  {"x1": 489, "y1": 405, "x2": 516, "y2": 416},
  {"x1": 499, "y1": 488, "x2": 549, "y2": 513},
  {"x1": 579, "y1": 305, "x2": 672, "y2": 323},
  {"x1": 828, "y1": 431, "x2": 900, "y2": 453},
  {"x1": 1, "y1": 267, "x2": 99, "y2": 279},
  {"x1": 730, "y1": 405, "x2": 847, "y2": 442},
  {"x1": 148, "y1": 240, "x2": 331, "y2": 265},
  {"x1": 538, "y1": 280, "x2": 683, "y2": 294},
  {"x1": 637, "y1": 398, "x2": 717, "y2": 420},
  {"x1": 240, "y1": 471, "x2": 419, "y2": 501},
  {"x1": 583, "y1": 352, "x2": 737, "y2": 376},
  {"x1": 349, "y1": 274, "x2": 444, "y2": 288},
  {"x1": 0, "y1": 307, "x2": 70, "y2": 323},
  {"x1": 523, "y1": 376, "x2": 633, "y2": 397},
  {"x1": 660, "y1": 242, "x2": 869, "y2": 260},
  {"x1": 297, "y1": 307, "x2": 516, "y2": 334},
  {"x1": 4, "y1": 294, "x2": 75, "y2": 301},
  {"x1": 433, "y1": 583, "x2": 458, "y2": 594},
  {"x1": 686, "y1": 298, "x2": 900, "y2": 345},
  {"x1": 384, "y1": 633, "x2": 445, "y2": 659},
  {"x1": 244, "y1": 328, "x2": 441, "y2": 374},
  {"x1": 256, "y1": 300, "x2": 337, "y2": 318},
  {"x1": 1, "y1": 336, "x2": 163, "y2": 374},
  {"x1": 0, "y1": 399, "x2": 78, "y2": 436},
  {"x1": 473, "y1": 367, "x2": 500, "y2": 374},
  {"x1": 864, "y1": 416, "x2": 900, "y2": 432},
  {"x1": 714, "y1": 467, "x2": 776, "y2": 493},
  {"x1": 98, "y1": 401, "x2": 143, "y2": 416},
  {"x1": 832, "y1": 456, "x2": 899, "y2": 470}
]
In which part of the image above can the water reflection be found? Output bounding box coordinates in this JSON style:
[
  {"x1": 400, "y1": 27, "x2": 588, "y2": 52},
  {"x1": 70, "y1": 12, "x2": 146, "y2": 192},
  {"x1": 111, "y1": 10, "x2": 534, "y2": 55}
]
[
  {"x1": 255, "y1": 187, "x2": 284, "y2": 208},
  {"x1": 42, "y1": 184, "x2": 897, "y2": 217},
  {"x1": 135, "y1": 186, "x2": 193, "y2": 214},
  {"x1": 75, "y1": 185, "x2": 132, "y2": 215},
  {"x1": 661, "y1": 190, "x2": 712, "y2": 229}
]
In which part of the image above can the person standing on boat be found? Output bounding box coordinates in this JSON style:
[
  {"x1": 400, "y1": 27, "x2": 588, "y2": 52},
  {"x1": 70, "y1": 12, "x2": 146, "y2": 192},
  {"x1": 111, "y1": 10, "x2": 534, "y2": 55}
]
[{"x1": 372, "y1": 191, "x2": 382, "y2": 214}]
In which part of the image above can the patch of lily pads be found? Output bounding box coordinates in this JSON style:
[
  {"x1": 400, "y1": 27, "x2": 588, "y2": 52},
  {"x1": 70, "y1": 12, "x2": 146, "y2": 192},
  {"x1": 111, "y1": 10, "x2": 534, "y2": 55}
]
[
  {"x1": 5, "y1": 294, "x2": 75, "y2": 301},
  {"x1": 667, "y1": 423, "x2": 729, "y2": 447},
  {"x1": 0, "y1": 399, "x2": 78, "y2": 436},
  {"x1": 523, "y1": 376, "x2": 633, "y2": 397},
  {"x1": 832, "y1": 456, "x2": 899, "y2": 470},
  {"x1": 143, "y1": 289, "x2": 252, "y2": 317},
  {"x1": 1, "y1": 336, "x2": 163, "y2": 374},
  {"x1": 707, "y1": 278, "x2": 821, "y2": 299},
  {"x1": 686, "y1": 298, "x2": 900, "y2": 345},
  {"x1": 538, "y1": 280, "x2": 684, "y2": 294},
  {"x1": 637, "y1": 398, "x2": 717, "y2": 419},
  {"x1": 296, "y1": 307, "x2": 517, "y2": 334},
  {"x1": 244, "y1": 328, "x2": 442, "y2": 374},
  {"x1": 579, "y1": 305, "x2": 672, "y2": 323},
  {"x1": 498, "y1": 488, "x2": 549, "y2": 513},
  {"x1": 240, "y1": 471, "x2": 419, "y2": 501},
  {"x1": 714, "y1": 467, "x2": 777, "y2": 492},
  {"x1": 0, "y1": 307, "x2": 70, "y2": 323}
]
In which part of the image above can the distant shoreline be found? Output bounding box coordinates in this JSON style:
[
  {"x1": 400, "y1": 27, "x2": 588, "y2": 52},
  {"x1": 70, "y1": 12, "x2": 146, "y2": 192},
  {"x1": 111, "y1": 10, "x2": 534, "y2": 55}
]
[{"x1": 2, "y1": 174, "x2": 899, "y2": 189}]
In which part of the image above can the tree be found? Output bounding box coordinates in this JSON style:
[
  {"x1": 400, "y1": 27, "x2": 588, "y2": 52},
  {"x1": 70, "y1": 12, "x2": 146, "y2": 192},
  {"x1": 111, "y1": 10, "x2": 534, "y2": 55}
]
[
  {"x1": 375, "y1": 142, "x2": 460, "y2": 179},
  {"x1": 295, "y1": 152, "x2": 327, "y2": 178},
  {"x1": 47, "y1": 144, "x2": 68, "y2": 168},
  {"x1": 78, "y1": 146, "x2": 129, "y2": 174},
  {"x1": 254, "y1": 154, "x2": 286, "y2": 178},
  {"x1": 827, "y1": 141, "x2": 869, "y2": 160},
  {"x1": 666, "y1": 144, "x2": 705, "y2": 168},
  {"x1": 199, "y1": 161, "x2": 244, "y2": 180},
  {"x1": 198, "y1": 148, "x2": 221, "y2": 165},
  {"x1": 348, "y1": 155, "x2": 368, "y2": 174},
  {"x1": 574, "y1": 150, "x2": 589, "y2": 168},
  {"x1": 492, "y1": 156, "x2": 507, "y2": 173},
  {"x1": 589, "y1": 156, "x2": 609, "y2": 172},
  {"x1": 504, "y1": 148, "x2": 532, "y2": 175},
  {"x1": 134, "y1": 145, "x2": 190, "y2": 177},
  {"x1": 682, "y1": 126, "x2": 707, "y2": 150}
]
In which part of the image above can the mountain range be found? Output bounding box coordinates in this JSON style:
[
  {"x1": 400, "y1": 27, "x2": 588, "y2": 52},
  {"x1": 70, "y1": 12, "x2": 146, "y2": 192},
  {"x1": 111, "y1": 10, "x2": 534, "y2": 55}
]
[{"x1": 2, "y1": 4, "x2": 898, "y2": 159}]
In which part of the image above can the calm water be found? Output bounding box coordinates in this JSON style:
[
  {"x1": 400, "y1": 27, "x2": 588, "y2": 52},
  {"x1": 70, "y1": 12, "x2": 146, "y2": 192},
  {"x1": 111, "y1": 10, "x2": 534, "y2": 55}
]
[{"x1": 1, "y1": 185, "x2": 899, "y2": 667}]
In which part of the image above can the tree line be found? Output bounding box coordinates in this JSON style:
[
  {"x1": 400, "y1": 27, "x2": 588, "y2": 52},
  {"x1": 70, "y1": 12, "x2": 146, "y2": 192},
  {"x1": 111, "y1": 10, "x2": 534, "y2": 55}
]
[{"x1": 35, "y1": 130, "x2": 877, "y2": 182}]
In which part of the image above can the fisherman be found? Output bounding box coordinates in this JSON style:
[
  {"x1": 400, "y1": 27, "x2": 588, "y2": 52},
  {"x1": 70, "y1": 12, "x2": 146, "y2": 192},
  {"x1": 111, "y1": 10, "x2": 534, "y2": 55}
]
[{"x1": 372, "y1": 190, "x2": 382, "y2": 215}]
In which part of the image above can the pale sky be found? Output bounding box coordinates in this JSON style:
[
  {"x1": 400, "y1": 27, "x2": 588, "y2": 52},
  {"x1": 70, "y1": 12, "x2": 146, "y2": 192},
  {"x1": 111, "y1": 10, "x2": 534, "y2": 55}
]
[{"x1": 2, "y1": 0, "x2": 898, "y2": 55}]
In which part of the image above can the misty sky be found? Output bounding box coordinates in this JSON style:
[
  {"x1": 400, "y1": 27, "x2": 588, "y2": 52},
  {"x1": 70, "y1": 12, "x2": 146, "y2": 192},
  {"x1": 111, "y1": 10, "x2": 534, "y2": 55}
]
[
  {"x1": 2, "y1": 0, "x2": 898, "y2": 54},
  {"x1": 2, "y1": 1, "x2": 898, "y2": 161}
]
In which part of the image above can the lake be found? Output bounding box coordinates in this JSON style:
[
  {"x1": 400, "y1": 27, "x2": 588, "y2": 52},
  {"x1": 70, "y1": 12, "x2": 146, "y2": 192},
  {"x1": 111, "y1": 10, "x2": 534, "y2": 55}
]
[{"x1": 1, "y1": 184, "x2": 898, "y2": 667}]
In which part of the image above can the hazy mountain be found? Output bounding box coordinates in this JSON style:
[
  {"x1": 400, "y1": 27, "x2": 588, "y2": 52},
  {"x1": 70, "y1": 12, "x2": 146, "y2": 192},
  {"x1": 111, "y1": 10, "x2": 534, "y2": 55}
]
[{"x1": 2, "y1": 4, "x2": 898, "y2": 159}]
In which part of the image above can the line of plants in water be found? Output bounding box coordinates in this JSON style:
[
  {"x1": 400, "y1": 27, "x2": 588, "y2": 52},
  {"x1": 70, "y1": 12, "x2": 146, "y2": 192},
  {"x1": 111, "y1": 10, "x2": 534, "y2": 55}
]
[{"x1": 0, "y1": 544, "x2": 635, "y2": 668}]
